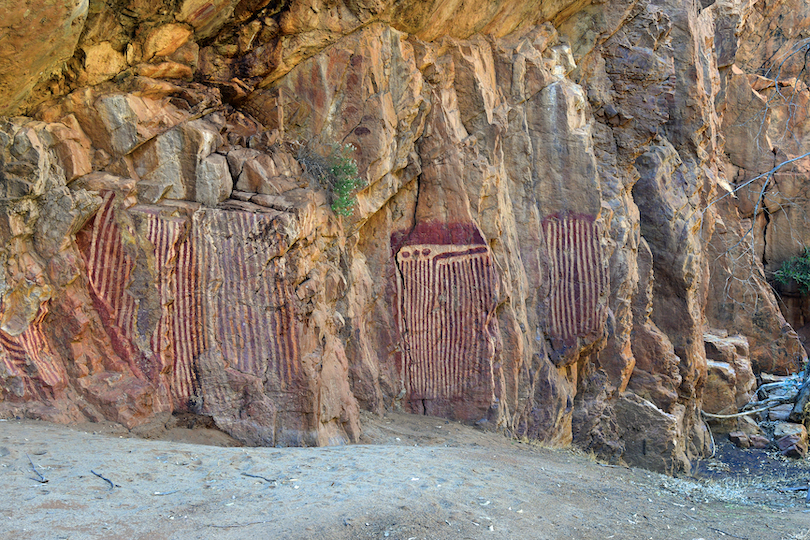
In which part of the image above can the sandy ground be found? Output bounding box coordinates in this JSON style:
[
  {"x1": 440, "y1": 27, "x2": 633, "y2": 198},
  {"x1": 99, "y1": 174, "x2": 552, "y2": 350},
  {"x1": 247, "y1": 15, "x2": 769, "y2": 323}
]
[{"x1": 1, "y1": 412, "x2": 809, "y2": 540}]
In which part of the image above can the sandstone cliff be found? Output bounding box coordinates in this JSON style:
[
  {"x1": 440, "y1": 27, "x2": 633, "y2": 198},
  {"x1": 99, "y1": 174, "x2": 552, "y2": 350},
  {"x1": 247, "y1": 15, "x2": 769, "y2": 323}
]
[{"x1": 1, "y1": 0, "x2": 807, "y2": 473}]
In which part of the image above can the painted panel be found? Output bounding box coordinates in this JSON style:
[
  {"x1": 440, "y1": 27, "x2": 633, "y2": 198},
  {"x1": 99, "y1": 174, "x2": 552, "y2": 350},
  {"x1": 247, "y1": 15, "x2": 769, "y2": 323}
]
[
  {"x1": 396, "y1": 243, "x2": 497, "y2": 402},
  {"x1": 542, "y1": 213, "x2": 607, "y2": 345}
]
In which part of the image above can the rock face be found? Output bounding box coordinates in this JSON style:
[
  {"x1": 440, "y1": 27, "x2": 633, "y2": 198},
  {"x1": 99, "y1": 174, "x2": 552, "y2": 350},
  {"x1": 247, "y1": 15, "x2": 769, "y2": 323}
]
[
  {"x1": 703, "y1": 331, "x2": 756, "y2": 416},
  {"x1": 0, "y1": 1, "x2": 88, "y2": 116},
  {"x1": 1, "y1": 0, "x2": 808, "y2": 470}
]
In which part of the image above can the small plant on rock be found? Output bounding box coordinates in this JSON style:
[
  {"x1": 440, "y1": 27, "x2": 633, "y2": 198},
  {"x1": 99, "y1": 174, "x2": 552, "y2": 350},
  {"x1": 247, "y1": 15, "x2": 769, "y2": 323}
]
[
  {"x1": 773, "y1": 247, "x2": 810, "y2": 293},
  {"x1": 326, "y1": 143, "x2": 365, "y2": 217},
  {"x1": 296, "y1": 142, "x2": 366, "y2": 217}
]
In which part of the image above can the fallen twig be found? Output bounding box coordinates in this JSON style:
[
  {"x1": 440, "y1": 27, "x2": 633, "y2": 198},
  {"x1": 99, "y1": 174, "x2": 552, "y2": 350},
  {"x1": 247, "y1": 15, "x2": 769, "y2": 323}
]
[
  {"x1": 706, "y1": 419, "x2": 716, "y2": 458},
  {"x1": 596, "y1": 462, "x2": 630, "y2": 469},
  {"x1": 241, "y1": 472, "x2": 276, "y2": 483},
  {"x1": 710, "y1": 526, "x2": 748, "y2": 539},
  {"x1": 208, "y1": 520, "x2": 271, "y2": 529},
  {"x1": 91, "y1": 470, "x2": 115, "y2": 490},
  {"x1": 26, "y1": 454, "x2": 48, "y2": 484},
  {"x1": 152, "y1": 490, "x2": 179, "y2": 496},
  {"x1": 700, "y1": 403, "x2": 782, "y2": 419},
  {"x1": 740, "y1": 394, "x2": 797, "y2": 412},
  {"x1": 756, "y1": 379, "x2": 801, "y2": 395},
  {"x1": 776, "y1": 486, "x2": 809, "y2": 492}
]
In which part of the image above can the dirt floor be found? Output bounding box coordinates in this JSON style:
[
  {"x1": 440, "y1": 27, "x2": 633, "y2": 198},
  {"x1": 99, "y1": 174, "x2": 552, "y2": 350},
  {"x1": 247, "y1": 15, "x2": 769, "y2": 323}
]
[{"x1": 1, "y1": 412, "x2": 809, "y2": 540}]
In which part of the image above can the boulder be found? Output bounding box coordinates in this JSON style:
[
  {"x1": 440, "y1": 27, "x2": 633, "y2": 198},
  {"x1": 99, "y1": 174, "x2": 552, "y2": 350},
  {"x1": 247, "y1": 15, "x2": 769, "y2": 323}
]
[
  {"x1": 132, "y1": 119, "x2": 225, "y2": 204},
  {"x1": 702, "y1": 332, "x2": 756, "y2": 426},
  {"x1": 734, "y1": 415, "x2": 763, "y2": 436},
  {"x1": 749, "y1": 434, "x2": 771, "y2": 449},
  {"x1": 615, "y1": 393, "x2": 690, "y2": 475}
]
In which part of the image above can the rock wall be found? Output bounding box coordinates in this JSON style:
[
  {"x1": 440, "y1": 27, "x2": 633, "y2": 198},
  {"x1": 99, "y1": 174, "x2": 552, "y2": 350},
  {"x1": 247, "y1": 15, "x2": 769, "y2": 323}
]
[
  {"x1": 1, "y1": 0, "x2": 808, "y2": 472},
  {"x1": 710, "y1": 0, "x2": 810, "y2": 369}
]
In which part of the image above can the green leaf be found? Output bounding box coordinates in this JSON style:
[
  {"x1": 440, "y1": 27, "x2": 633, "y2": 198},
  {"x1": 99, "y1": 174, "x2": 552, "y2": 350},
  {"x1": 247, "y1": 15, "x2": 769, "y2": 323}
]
[{"x1": 773, "y1": 247, "x2": 810, "y2": 294}]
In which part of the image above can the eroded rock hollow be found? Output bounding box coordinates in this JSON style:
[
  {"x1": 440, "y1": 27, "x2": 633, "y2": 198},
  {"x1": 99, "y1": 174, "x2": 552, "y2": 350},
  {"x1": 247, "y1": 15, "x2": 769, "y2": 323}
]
[{"x1": 1, "y1": 0, "x2": 808, "y2": 473}]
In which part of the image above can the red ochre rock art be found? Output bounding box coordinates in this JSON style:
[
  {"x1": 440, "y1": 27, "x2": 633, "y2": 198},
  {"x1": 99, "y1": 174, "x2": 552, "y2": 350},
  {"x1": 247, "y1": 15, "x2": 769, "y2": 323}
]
[
  {"x1": 541, "y1": 213, "x2": 607, "y2": 355},
  {"x1": 69, "y1": 192, "x2": 334, "y2": 445},
  {"x1": 393, "y1": 222, "x2": 499, "y2": 421},
  {"x1": 4, "y1": 0, "x2": 810, "y2": 473},
  {"x1": 193, "y1": 209, "x2": 310, "y2": 446},
  {"x1": 76, "y1": 193, "x2": 160, "y2": 384},
  {"x1": 198, "y1": 210, "x2": 300, "y2": 388},
  {"x1": 0, "y1": 304, "x2": 65, "y2": 399},
  {"x1": 142, "y1": 208, "x2": 201, "y2": 408}
]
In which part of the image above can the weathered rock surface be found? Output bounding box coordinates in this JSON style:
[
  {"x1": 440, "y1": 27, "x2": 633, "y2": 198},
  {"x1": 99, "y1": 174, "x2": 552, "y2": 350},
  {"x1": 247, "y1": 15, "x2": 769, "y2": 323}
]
[
  {"x1": 774, "y1": 422, "x2": 808, "y2": 458},
  {"x1": 713, "y1": 0, "x2": 810, "y2": 358},
  {"x1": 1, "y1": 0, "x2": 809, "y2": 473},
  {"x1": 0, "y1": 1, "x2": 88, "y2": 116},
  {"x1": 702, "y1": 332, "x2": 755, "y2": 417}
]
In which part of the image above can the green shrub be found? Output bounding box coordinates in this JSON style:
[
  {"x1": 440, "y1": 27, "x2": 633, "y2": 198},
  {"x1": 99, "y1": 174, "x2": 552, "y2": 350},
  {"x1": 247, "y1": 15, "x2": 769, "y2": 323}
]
[
  {"x1": 326, "y1": 143, "x2": 365, "y2": 217},
  {"x1": 773, "y1": 247, "x2": 810, "y2": 293}
]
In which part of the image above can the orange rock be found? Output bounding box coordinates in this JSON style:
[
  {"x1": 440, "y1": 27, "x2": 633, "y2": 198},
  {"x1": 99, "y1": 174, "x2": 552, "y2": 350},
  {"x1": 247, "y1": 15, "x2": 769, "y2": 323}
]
[
  {"x1": 82, "y1": 43, "x2": 128, "y2": 86},
  {"x1": 143, "y1": 24, "x2": 194, "y2": 60},
  {"x1": 0, "y1": 0, "x2": 88, "y2": 115},
  {"x1": 136, "y1": 62, "x2": 194, "y2": 80},
  {"x1": 46, "y1": 116, "x2": 93, "y2": 182},
  {"x1": 2, "y1": 0, "x2": 809, "y2": 471},
  {"x1": 178, "y1": 0, "x2": 241, "y2": 40}
]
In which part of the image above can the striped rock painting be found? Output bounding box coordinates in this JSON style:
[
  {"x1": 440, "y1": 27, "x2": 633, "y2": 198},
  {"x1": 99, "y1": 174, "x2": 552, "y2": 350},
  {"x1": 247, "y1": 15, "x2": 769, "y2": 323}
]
[
  {"x1": 0, "y1": 304, "x2": 65, "y2": 398},
  {"x1": 80, "y1": 195, "x2": 208, "y2": 406},
  {"x1": 395, "y1": 242, "x2": 498, "y2": 419},
  {"x1": 541, "y1": 213, "x2": 607, "y2": 348},
  {"x1": 142, "y1": 209, "x2": 203, "y2": 407},
  {"x1": 77, "y1": 195, "x2": 304, "y2": 426},
  {"x1": 195, "y1": 210, "x2": 301, "y2": 394},
  {"x1": 77, "y1": 192, "x2": 148, "y2": 377}
]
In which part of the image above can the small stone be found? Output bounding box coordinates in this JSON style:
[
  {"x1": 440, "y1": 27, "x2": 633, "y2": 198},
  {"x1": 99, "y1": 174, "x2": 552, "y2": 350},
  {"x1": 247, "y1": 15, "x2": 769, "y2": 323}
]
[
  {"x1": 735, "y1": 415, "x2": 762, "y2": 435},
  {"x1": 728, "y1": 431, "x2": 750, "y2": 449},
  {"x1": 773, "y1": 422, "x2": 808, "y2": 440},
  {"x1": 748, "y1": 434, "x2": 770, "y2": 449},
  {"x1": 768, "y1": 404, "x2": 794, "y2": 422},
  {"x1": 774, "y1": 423, "x2": 808, "y2": 458}
]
